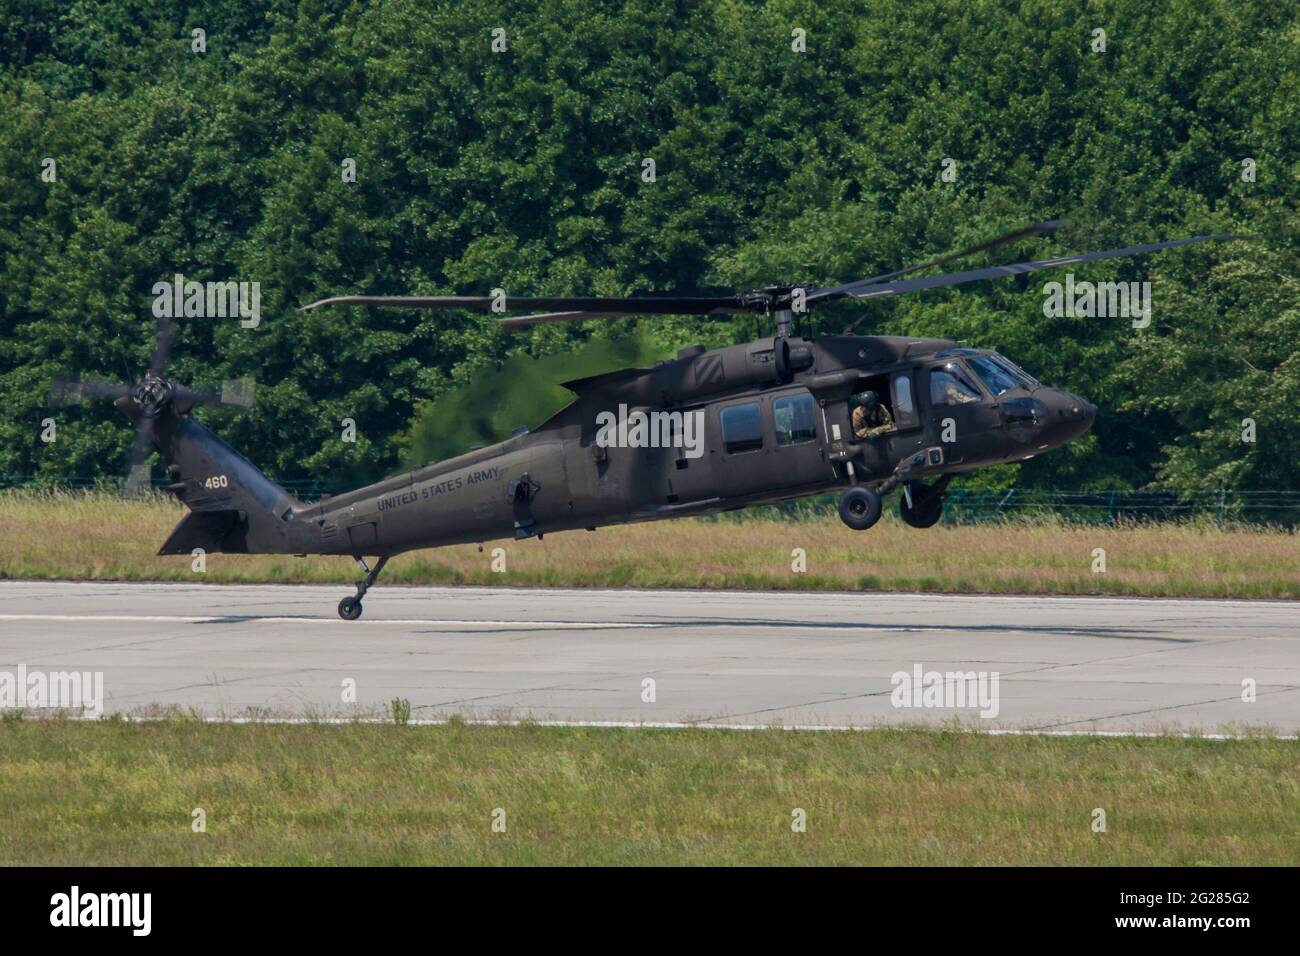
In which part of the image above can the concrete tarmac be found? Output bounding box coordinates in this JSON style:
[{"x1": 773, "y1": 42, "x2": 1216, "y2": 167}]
[{"x1": 0, "y1": 581, "x2": 1296, "y2": 733}]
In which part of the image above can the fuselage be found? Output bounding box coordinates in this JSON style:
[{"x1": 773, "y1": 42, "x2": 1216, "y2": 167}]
[{"x1": 280, "y1": 334, "x2": 1095, "y2": 558}]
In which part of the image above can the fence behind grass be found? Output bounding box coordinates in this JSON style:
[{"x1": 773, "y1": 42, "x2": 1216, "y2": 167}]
[
  {"x1": 3, "y1": 477, "x2": 1299, "y2": 526},
  {"x1": 719, "y1": 488, "x2": 1300, "y2": 526}
]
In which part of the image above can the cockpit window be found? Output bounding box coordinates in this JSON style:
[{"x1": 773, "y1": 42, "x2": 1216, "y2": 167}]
[
  {"x1": 989, "y1": 353, "x2": 1040, "y2": 388},
  {"x1": 966, "y1": 355, "x2": 1022, "y2": 397},
  {"x1": 930, "y1": 363, "x2": 982, "y2": 406}
]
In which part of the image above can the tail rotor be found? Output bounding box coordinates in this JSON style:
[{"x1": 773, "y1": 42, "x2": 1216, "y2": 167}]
[{"x1": 49, "y1": 313, "x2": 255, "y2": 495}]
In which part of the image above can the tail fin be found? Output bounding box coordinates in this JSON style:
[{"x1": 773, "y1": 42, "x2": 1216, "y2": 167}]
[{"x1": 155, "y1": 415, "x2": 304, "y2": 555}]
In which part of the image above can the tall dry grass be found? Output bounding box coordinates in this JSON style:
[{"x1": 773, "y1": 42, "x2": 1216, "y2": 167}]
[{"x1": 0, "y1": 489, "x2": 1297, "y2": 597}]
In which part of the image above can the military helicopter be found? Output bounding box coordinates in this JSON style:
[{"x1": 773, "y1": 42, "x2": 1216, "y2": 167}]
[{"x1": 56, "y1": 221, "x2": 1230, "y2": 618}]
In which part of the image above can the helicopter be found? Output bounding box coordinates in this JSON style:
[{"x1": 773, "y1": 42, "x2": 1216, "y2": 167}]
[{"x1": 54, "y1": 221, "x2": 1231, "y2": 619}]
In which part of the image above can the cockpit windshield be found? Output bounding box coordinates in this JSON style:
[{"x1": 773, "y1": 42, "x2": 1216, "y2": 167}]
[
  {"x1": 966, "y1": 354, "x2": 1023, "y2": 397},
  {"x1": 989, "y1": 353, "x2": 1040, "y2": 388}
]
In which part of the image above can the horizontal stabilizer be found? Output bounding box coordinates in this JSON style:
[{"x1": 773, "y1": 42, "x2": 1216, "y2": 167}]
[{"x1": 158, "y1": 509, "x2": 243, "y2": 555}]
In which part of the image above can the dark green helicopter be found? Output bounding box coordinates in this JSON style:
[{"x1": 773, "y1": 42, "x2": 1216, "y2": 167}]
[{"x1": 56, "y1": 221, "x2": 1231, "y2": 618}]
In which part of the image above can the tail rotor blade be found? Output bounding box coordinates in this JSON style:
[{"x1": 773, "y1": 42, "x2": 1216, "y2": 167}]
[
  {"x1": 124, "y1": 463, "x2": 152, "y2": 496},
  {"x1": 220, "y1": 377, "x2": 256, "y2": 408},
  {"x1": 49, "y1": 378, "x2": 131, "y2": 406},
  {"x1": 182, "y1": 378, "x2": 257, "y2": 409},
  {"x1": 150, "y1": 313, "x2": 176, "y2": 377},
  {"x1": 124, "y1": 416, "x2": 157, "y2": 496}
]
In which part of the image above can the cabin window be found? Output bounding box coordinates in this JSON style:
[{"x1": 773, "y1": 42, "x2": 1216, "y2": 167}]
[
  {"x1": 930, "y1": 363, "x2": 982, "y2": 405},
  {"x1": 720, "y1": 402, "x2": 763, "y2": 454},
  {"x1": 773, "y1": 392, "x2": 817, "y2": 445},
  {"x1": 891, "y1": 374, "x2": 919, "y2": 428}
]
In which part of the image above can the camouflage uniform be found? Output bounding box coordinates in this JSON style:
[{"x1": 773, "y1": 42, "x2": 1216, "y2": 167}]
[{"x1": 852, "y1": 403, "x2": 894, "y2": 439}]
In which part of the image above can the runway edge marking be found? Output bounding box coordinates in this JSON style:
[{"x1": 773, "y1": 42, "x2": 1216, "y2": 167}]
[{"x1": 55, "y1": 714, "x2": 1298, "y2": 741}]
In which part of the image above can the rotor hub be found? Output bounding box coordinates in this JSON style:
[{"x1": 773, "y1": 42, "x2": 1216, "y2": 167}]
[{"x1": 133, "y1": 374, "x2": 172, "y2": 415}]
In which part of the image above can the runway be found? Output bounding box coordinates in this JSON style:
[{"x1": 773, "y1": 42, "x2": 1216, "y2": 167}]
[{"x1": 1, "y1": 581, "x2": 1297, "y2": 733}]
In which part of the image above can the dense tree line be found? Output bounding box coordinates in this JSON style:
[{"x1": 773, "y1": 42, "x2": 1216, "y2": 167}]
[{"x1": 1, "y1": 0, "x2": 1296, "y2": 492}]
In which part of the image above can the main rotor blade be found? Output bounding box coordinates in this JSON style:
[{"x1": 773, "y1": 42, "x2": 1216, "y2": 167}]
[
  {"x1": 826, "y1": 234, "x2": 1238, "y2": 331},
  {"x1": 815, "y1": 219, "x2": 1072, "y2": 301},
  {"x1": 497, "y1": 311, "x2": 628, "y2": 330},
  {"x1": 299, "y1": 294, "x2": 753, "y2": 317}
]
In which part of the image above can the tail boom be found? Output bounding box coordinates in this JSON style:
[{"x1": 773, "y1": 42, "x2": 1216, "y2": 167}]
[{"x1": 152, "y1": 415, "x2": 313, "y2": 556}]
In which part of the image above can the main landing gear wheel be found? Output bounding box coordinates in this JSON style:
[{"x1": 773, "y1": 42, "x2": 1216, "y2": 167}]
[
  {"x1": 838, "y1": 486, "x2": 882, "y2": 531},
  {"x1": 899, "y1": 481, "x2": 944, "y2": 529},
  {"x1": 338, "y1": 596, "x2": 363, "y2": 621}
]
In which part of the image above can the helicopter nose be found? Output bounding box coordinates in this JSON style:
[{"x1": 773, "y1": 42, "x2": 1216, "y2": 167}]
[{"x1": 1045, "y1": 391, "x2": 1096, "y2": 445}]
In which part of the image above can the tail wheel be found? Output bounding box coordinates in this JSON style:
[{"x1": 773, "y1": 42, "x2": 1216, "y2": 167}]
[
  {"x1": 838, "y1": 487, "x2": 883, "y2": 531},
  {"x1": 338, "y1": 596, "x2": 363, "y2": 621},
  {"x1": 900, "y1": 482, "x2": 944, "y2": 528}
]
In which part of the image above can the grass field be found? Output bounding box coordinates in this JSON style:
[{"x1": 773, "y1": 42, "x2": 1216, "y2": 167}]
[
  {"x1": 0, "y1": 718, "x2": 1295, "y2": 865},
  {"x1": 1, "y1": 490, "x2": 1297, "y2": 598}
]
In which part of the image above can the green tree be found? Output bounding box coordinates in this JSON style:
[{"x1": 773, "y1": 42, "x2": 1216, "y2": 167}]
[{"x1": 1, "y1": 0, "x2": 1295, "y2": 495}]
